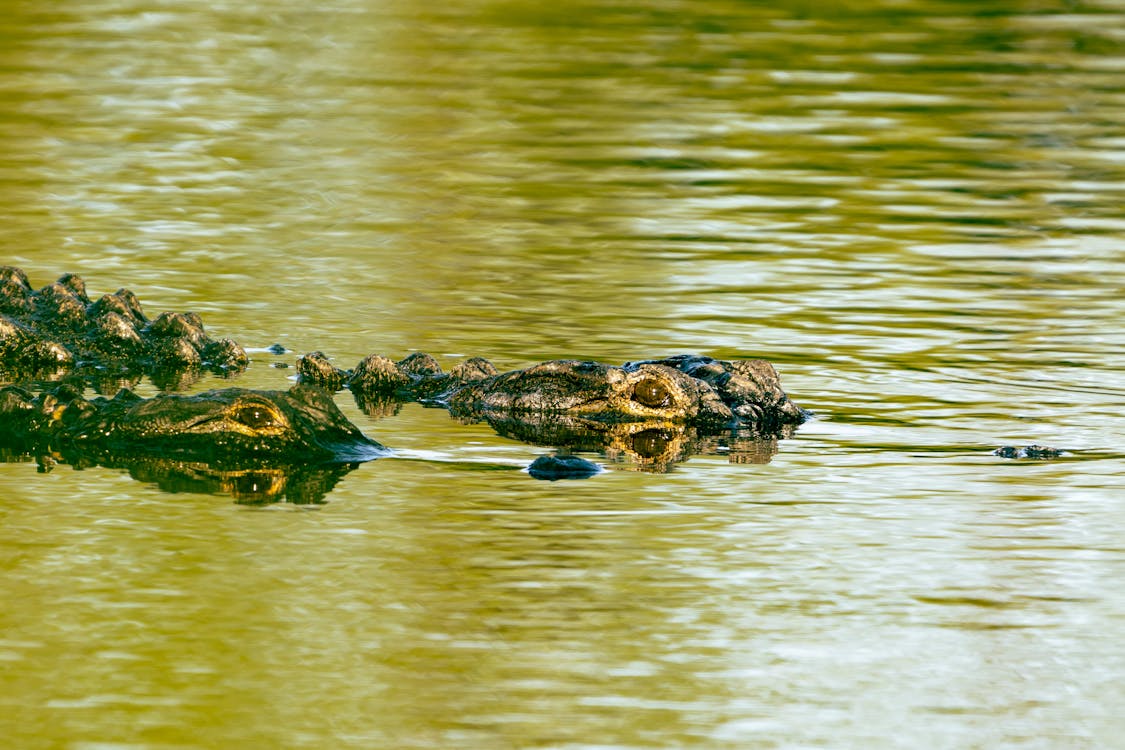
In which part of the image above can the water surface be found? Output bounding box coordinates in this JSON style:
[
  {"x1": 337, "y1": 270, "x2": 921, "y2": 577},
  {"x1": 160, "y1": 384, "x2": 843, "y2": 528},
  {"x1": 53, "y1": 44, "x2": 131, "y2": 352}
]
[{"x1": 2, "y1": 1, "x2": 1124, "y2": 747}]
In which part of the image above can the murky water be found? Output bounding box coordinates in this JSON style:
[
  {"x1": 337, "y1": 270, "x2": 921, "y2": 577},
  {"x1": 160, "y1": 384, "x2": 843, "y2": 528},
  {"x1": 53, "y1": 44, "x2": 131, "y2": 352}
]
[{"x1": 3, "y1": 0, "x2": 1124, "y2": 747}]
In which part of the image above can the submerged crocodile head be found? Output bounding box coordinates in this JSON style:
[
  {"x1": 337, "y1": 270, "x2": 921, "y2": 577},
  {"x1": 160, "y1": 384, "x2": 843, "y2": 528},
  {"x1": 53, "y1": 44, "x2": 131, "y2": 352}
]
[{"x1": 2, "y1": 384, "x2": 386, "y2": 467}]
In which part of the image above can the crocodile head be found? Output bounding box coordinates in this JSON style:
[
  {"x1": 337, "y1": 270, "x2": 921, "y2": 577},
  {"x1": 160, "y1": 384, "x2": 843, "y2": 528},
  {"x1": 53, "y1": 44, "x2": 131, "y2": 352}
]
[
  {"x1": 59, "y1": 385, "x2": 386, "y2": 465},
  {"x1": 446, "y1": 360, "x2": 732, "y2": 425},
  {"x1": 446, "y1": 356, "x2": 807, "y2": 429}
]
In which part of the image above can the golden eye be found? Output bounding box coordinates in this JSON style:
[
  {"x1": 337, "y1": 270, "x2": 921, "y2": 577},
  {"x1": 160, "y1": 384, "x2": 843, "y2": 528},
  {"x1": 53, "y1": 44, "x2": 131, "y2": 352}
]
[
  {"x1": 234, "y1": 405, "x2": 277, "y2": 429},
  {"x1": 632, "y1": 378, "x2": 672, "y2": 408}
]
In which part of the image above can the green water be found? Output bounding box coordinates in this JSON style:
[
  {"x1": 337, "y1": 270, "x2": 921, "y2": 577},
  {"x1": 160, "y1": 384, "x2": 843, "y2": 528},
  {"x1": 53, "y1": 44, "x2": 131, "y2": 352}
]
[{"x1": 2, "y1": 0, "x2": 1124, "y2": 747}]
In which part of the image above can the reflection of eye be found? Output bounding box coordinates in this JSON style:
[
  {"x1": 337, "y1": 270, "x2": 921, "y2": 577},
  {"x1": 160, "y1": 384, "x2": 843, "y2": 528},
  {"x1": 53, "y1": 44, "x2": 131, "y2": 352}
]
[
  {"x1": 234, "y1": 405, "x2": 278, "y2": 429},
  {"x1": 632, "y1": 378, "x2": 672, "y2": 408},
  {"x1": 630, "y1": 430, "x2": 670, "y2": 459},
  {"x1": 231, "y1": 472, "x2": 275, "y2": 500}
]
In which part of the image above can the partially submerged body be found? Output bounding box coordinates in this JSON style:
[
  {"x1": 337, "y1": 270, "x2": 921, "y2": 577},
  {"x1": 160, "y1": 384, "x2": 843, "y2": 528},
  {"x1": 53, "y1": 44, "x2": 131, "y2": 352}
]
[
  {"x1": 298, "y1": 351, "x2": 808, "y2": 431},
  {"x1": 3, "y1": 267, "x2": 1066, "y2": 488},
  {"x1": 0, "y1": 266, "x2": 247, "y2": 382},
  {"x1": 297, "y1": 350, "x2": 807, "y2": 477},
  {"x1": 0, "y1": 268, "x2": 391, "y2": 499}
]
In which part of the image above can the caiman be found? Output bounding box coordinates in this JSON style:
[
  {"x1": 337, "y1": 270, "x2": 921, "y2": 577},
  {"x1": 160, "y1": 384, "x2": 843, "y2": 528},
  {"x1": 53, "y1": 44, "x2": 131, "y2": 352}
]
[{"x1": 0, "y1": 266, "x2": 248, "y2": 381}]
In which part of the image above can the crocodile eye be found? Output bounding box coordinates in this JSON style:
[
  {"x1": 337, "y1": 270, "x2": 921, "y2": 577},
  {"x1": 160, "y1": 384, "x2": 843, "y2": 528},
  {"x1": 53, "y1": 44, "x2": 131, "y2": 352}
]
[
  {"x1": 233, "y1": 405, "x2": 278, "y2": 429},
  {"x1": 632, "y1": 378, "x2": 672, "y2": 408}
]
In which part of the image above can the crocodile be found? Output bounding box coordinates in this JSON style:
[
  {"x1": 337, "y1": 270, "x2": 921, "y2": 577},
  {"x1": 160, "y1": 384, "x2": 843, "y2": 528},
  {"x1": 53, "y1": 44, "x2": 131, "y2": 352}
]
[
  {"x1": 2, "y1": 264, "x2": 1063, "y2": 488},
  {"x1": 0, "y1": 266, "x2": 248, "y2": 384},
  {"x1": 0, "y1": 267, "x2": 393, "y2": 498},
  {"x1": 0, "y1": 267, "x2": 808, "y2": 486},
  {"x1": 297, "y1": 351, "x2": 809, "y2": 430},
  {"x1": 296, "y1": 350, "x2": 806, "y2": 477},
  {"x1": 0, "y1": 383, "x2": 387, "y2": 470}
]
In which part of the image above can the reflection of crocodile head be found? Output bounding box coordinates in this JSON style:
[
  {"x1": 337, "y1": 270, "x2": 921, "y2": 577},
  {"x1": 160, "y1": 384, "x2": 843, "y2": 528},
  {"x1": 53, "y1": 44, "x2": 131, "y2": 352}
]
[
  {"x1": 1, "y1": 384, "x2": 387, "y2": 467},
  {"x1": 477, "y1": 410, "x2": 794, "y2": 474},
  {"x1": 115, "y1": 459, "x2": 359, "y2": 505},
  {"x1": 4, "y1": 448, "x2": 361, "y2": 506}
]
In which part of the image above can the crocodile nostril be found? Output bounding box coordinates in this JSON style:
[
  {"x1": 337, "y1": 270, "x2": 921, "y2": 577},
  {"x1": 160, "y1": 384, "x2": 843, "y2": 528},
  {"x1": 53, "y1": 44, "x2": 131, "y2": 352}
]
[{"x1": 632, "y1": 378, "x2": 672, "y2": 408}]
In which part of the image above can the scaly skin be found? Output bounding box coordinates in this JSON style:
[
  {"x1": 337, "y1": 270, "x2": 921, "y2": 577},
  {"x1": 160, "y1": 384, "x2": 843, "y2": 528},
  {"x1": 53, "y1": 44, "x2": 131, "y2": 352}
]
[
  {"x1": 0, "y1": 266, "x2": 248, "y2": 379},
  {"x1": 295, "y1": 350, "x2": 807, "y2": 476},
  {"x1": 298, "y1": 351, "x2": 808, "y2": 430},
  {"x1": 0, "y1": 383, "x2": 386, "y2": 466}
]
